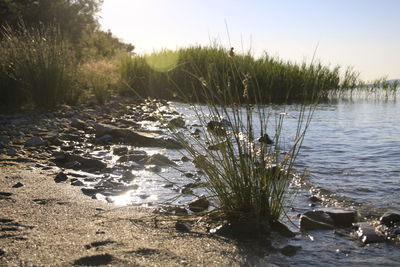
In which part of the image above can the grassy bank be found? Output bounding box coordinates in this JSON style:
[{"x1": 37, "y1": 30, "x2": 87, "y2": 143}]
[
  {"x1": 119, "y1": 46, "x2": 352, "y2": 103},
  {"x1": 1, "y1": 26, "x2": 397, "y2": 109}
]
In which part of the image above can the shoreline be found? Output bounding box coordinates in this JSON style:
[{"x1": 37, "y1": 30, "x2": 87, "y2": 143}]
[
  {"x1": 1, "y1": 98, "x2": 399, "y2": 266},
  {"x1": 0, "y1": 163, "x2": 245, "y2": 266}
]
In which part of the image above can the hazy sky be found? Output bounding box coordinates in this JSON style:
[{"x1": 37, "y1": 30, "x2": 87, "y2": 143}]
[{"x1": 99, "y1": 0, "x2": 399, "y2": 80}]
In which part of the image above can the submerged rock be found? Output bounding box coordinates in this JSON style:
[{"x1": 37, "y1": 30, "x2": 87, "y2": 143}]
[
  {"x1": 140, "y1": 154, "x2": 177, "y2": 166},
  {"x1": 309, "y1": 195, "x2": 322, "y2": 202},
  {"x1": 321, "y1": 208, "x2": 357, "y2": 227},
  {"x1": 258, "y1": 133, "x2": 273, "y2": 144},
  {"x1": 279, "y1": 245, "x2": 301, "y2": 257},
  {"x1": 207, "y1": 142, "x2": 226, "y2": 151},
  {"x1": 121, "y1": 171, "x2": 135, "y2": 182},
  {"x1": 357, "y1": 225, "x2": 385, "y2": 244},
  {"x1": 168, "y1": 117, "x2": 186, "y2": 128},
  {"x1": 300, "y1": 214, "x2": 334, "y2": 231},
  {"x1": 303, "y1": 210, "x2": 334, "y2": 225},
  {"x1": 117, "y1": 151, "x2": 148, "y2": 163},
  {"x1": 206, "y1": 121, "x2": 227, "y2": 136},
  {"x1": 379, "y1": 213, "x2": 400, "y2": 227},
  {"x1": 300, "y1": 209, "x2": 357, "y2": 231}
]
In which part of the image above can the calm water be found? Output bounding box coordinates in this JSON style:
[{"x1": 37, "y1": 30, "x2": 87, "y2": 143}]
[
  {"x1": 90, "y1": 94, "x2": 400, "y2": 265},
  {"x1": 172, "y1": 96, "x2": 400, "y2": 214},
  {"x1": 171, "y1": 97, "x2": 400, "y2": 266},
  {"x1": 294, "y1": 99, "x2": 400, "y2": 213}
]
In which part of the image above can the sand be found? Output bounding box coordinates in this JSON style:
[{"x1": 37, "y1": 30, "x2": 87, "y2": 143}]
[{"x1": 0, "y1": 162, "x2": 247, "y2": 266}]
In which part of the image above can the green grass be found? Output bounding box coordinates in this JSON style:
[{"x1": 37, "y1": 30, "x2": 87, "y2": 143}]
[
  {"x1": 168, "y1": 57, "x2": 314, "y2": 227},
  {"x1": 117, "y1": 45, "x2": 382, "y2": 103},
  {"x1": 0, "y1": 25, "x2": 80, "y2": 108}
]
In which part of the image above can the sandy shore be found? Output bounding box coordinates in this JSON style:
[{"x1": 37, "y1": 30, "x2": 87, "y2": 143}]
[{"x1": 0, "y1": 162, "x2": 248, "y2": 266}]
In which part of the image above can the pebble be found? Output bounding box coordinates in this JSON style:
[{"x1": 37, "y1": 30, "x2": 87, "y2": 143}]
[
  {"x1": 54, "y1": 172, "x2": 68, "y2": 183},
  {"x1": 12, "y1": 182, "x2": 24, "y2": 188}
]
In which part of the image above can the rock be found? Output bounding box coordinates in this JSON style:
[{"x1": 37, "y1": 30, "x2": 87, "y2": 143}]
[
  {"x1": 188, "y1": 196, "x2": 210, "y2": 212},
  {"x1": 357, "y1": 225, "x2": 385, "y2": 244},
  {"x1": 309, "y1": 195, "x2": 322, "y2": 202},
  {"x1": 0, "y1": 135, "x2": 10, "y2": 146},
  {"x1": 258, "y1": 134, "x2": 273, "y2": 144},
  {"x1": 145, "y1": 165, "x2": 161, "y2": 172},
  {"x1": 96, "y1": 134, "x2": 113, "y2": 143},
  {"x1": 141, "y1": 154, "x2": 177, "y2": 166},
  {"x1": 113, "y1": 146, "x2": 128, "y2": 156},
  {"x1": 206, "y1": 121, "x2": 227, "y2": 136},
  {"x1": 321, "y1": 208, "x2": 357, "y2": 227},
  {"x1": 208, "y1": 142, "x2": 226, "y2": 151},
  {"x1": 270, "y1": 220, "x2": 295, "y2": 237},
  {"x1": 191, "y1": 129, "x2": 202, "y2": 136},
  {"x1": 279, "y1": 245, "x2": 301, "y2": 257},
  {"x1": 81, "y1": 188, "x2": 105, "y2": 196},
  {"x1": 117, "y1": 151, "x2": 147, "y2": 162},
  {"x1": 12, "y1": 182, "x2": 24, "y2": 188},
  {"x1": 53, "y1": 152, "x2": 106, "y2": 171},
  {"x1": 181, "y1": 156, "x2": 190, "y2": 162},
  {"x1": 121, "y1": 171, "x2": 135, "y2": 182},
  {"x1": 7, "y1": 148, "x2": 17, "y2": 156},
  {"x1": 73, "y1": 254, "x2": 115, "y2": 266},
  {"x1": 166, "y1": 206, "x2": 188, "y2": 215},
  {"x1": 300, "y1": 214, "x2": 335, "y2": 231},
  {"x1": 168, "y1": 117, "x2": 186, "y2": 128},
  {"x1": 379, "y1": 213, "x2": 400, "y2": 227},
  {"x1": 71, "y1": 180, "x2": 85, "y2": 186},
  {"x1": 25, "y1": 137, "x2": 45, "y2": 147},
  {"x1": 175, "y1": 221, "x2": 191, "y2": 232},
  {"x1": 55, "y1": 172, "x2": 68, "y2": 183},
  {"x1": 93, "y1": 123, "x2": 181, "y2": 148},
  {"x1": 210, "y1": 219, "x2": 270, "y2": 240},
  {"x1": 303, "y1": 210, "x2": 335, "y2": 225},
  {"x1": 70, "y1": 118, "x2": 87, "y2": 130},
  {"x1": 64, "y1": 161, "x2": 82, "y2": 169}
]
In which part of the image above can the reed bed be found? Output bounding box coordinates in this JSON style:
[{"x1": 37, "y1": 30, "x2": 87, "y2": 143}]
[
  {"x1": 118, "y1": 45, "x2": 384, "y2": 104},
  {"x1": 0, "y1": 25, "x2": 80, "y2": 108}
]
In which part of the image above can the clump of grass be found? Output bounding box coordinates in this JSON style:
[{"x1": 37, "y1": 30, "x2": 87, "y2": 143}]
[
  {"x1": 170, "y1": 60, "x2": 314, "y2": 229},
  {"x1": 79, "y1": 59, "x2": 119, "y2": 103},
  {"x1": 0, "y1": 25, "x2": 80, "y2": 108}
]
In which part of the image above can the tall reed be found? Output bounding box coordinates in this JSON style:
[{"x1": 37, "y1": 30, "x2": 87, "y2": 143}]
[
  {"x1": 169, "y1": 57, "x2": 314, "y2": 225},
  {"x1": 118, "y1": 45, "x2": 369, "y2": 104},
  {"x1": 0, "y1": 25, "x2": 80, "y2": 108}
]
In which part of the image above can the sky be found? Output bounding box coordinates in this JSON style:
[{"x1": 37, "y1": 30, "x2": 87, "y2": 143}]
[{"x1": 99, "y1": 0, "x2": 400, "y2": 80}]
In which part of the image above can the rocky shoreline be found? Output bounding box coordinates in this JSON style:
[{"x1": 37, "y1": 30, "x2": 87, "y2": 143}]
[{"x1": 1, "y1": 97, "x2": 399, "y2": 265}]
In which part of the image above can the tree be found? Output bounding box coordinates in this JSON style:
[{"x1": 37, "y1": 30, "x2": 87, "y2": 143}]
[{"x1": 0, "y1": 0, "x2": 102, "y2": 43}]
